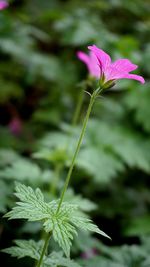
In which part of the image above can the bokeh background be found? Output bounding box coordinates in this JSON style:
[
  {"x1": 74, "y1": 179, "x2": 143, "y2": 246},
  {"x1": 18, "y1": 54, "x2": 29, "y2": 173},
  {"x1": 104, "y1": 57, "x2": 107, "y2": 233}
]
[{"x1": 0, "y1": 0, "x2": 150, "y2": 266}]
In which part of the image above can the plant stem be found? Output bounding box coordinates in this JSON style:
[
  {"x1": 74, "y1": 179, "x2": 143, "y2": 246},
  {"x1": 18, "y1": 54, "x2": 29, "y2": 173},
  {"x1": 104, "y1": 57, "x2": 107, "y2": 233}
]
[
  {"x1": 56, "y1": 89, "x2": 99, "y2": 214},
  {"x1": 36, "y1": 88, "x2": 100, "y2": 267},
  {"x1": 36, "y1": 232, "x2": 52, "y2": 267}
]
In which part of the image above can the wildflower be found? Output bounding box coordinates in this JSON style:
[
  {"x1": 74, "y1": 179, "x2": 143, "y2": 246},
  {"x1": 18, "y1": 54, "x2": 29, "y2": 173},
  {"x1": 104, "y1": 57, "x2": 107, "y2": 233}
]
[
  {"x1": 77, "y1": 45, "x2": 145, "y2": 89},
  {"x1": 8, "y1": 117, "x2": 22, "y2": 136},
  {"x1": 0, "y1": 0, "x2": 8, "y2": 10}
]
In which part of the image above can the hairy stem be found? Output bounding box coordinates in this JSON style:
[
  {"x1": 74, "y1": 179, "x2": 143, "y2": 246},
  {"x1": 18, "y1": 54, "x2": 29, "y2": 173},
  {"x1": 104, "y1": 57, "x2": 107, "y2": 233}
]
[
  {"x1": 36, "y1": 88, "x2": 100, "y2": 267},
  {"x1": 56, "y1": 89, "x2": 99, "y2": 213},
  {"x1": 36, "y1": 232, "x2": 52, "y2": 267}
]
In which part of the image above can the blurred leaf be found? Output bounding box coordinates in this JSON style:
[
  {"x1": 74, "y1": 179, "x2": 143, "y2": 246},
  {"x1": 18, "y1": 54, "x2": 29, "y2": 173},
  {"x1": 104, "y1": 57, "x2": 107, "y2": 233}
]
[
  {"x1": 0, "y1": 180, "x2": 12, "y2": 213},
  {"x1": 77, "y1": 147, "x2": 123, "y2": 183},
  {"x1": 125, "y1": 83, "x2": 150, "y2": 133},
  {"x1": 0, "y1": 149, "x2": 19, "y2": 167},
  {"x1": 0, "y1": 158, "x2": 50, "y2": 185},
  {"x1": 125, "y1": 215, "x2": 150, "y2": 236},
  {"x1": 2, "y1": 239, "x2": 43, "y2": 260}
]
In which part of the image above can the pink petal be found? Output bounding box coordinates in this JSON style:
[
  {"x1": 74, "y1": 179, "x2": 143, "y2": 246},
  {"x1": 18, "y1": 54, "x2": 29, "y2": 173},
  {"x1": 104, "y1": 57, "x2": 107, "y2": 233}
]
[
  {"x1": 88, "y1": 45, "x2": 111, "y2": 74},
  {"x1": 111, "y1": 59, "x2": 138, "y2": 72},
  {"x1": 78, "y1": 45, "x2": 145, "y2": 85},
  {"x1": 105, "y1": 65, "x2": 145, "y2": 84},
  {"x1": 118, "y1": 73, "x2": 145, "y2": 84},
  {"x1": 77, "y1": 51, "x2": 89, "y2": 65},
  {"x1": 105, "y1": 59, "x2": 138, "y2": 81},
  {"x1": 0, "y1": 0, "x2": 8, "y2": 10},
  {"x1": 77, "y1": 51, "x2": 100, "y2": 78},
  {"x1": 104, "y1": 59, "x2": 145, "y2": 84}
]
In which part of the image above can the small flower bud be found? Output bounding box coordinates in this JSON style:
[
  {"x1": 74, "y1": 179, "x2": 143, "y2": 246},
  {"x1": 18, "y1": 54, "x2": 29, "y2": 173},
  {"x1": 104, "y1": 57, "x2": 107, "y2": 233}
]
[{"x1": 102, "y1": 79, "x2": 116, "y2": 90}]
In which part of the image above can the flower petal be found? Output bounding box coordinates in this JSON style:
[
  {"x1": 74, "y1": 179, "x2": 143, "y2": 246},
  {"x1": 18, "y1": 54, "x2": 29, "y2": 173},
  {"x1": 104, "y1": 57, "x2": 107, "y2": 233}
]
[
  {"x1": 77, "y1": 51, "x2": 89, "y2": 65},
  {"x1": 106, "y1": 67, "x2": 145, "y2": 83},
  {"x1": 111, "y1": 59, "x2": 138, "y2": 72},
  {"x1": 105, "y1": 59, "x2": 138, "y2": 81},
  {"x1": 77, "y1": 51, "x2": 100, "y2": 78},
  {"x1": 0, "y1": 0, "x2": 8, "y2": 10},
  {"x1": 118, "y1": 73, "x2": 145, "y2": 84},
  {"x1": 88, "y1": 45, "x2": 111, "y2": 74}
]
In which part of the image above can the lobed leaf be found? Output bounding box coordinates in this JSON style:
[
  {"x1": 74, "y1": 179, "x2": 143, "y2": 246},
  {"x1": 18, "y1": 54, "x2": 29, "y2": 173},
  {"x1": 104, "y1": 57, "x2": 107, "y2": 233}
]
[
  {"x1": 4, "y1": 183, "x2": 110, "y2": 257},
  {"x1": 4, "y1": 183, "x2": 53, "y2": 221},
  {"x1": 2, "y1": 239, "x2": 43, "y2": 260},
  {"x1": 45, "y1": 251, "x2": 81, "y2": 267},
  {"x1": 2, "y1": 240, "x2": 82, "y2": 267}
]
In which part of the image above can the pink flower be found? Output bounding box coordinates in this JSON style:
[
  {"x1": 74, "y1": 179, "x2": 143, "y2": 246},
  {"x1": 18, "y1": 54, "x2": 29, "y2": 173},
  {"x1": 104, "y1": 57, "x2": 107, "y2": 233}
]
[
  {"x1": 77, "y1": 45, "x2": 145, "y2": 86},
  {"x1": 8, "y1": 117, "x2": 22, "y2": 136},
  {"x1": 0, "y1": 0, "x2": 8, "y2": 10}
]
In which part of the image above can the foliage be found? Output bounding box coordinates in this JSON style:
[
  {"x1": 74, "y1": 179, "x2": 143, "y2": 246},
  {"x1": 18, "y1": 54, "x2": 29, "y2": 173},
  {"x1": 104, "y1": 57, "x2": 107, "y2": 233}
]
[
  {"x1": 0, "y1": 0, "x2": 150, "y2": 266},
  {"x1": 80, "y1": 236, "x2": 150, "y2": 267},
  {"x1": 4, "y1": 183, "x2": 109, "y2": 257},
  {"x1": 2, "y1": 240, "x2": 81, "y2": 267}
]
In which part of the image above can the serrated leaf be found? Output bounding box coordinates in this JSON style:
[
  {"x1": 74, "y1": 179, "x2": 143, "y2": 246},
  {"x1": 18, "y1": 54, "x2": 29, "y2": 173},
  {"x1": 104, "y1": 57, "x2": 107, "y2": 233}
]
[
  {"x1": 0, "y1": 159, "x2": 42, "y2": 183},
  {"x1": 64, "y1": 188, "x2": 97, "y2": 212},
  {"x1": 71, "y1": 212, "x2": 110, "y2": 239},
  {"x1": 77, "y1": 147, "x2": 124, "y2": 183},
  {"x1": 2, "y1": 240, "x2": 81, "y2": 267},
  {"x1": 43, "y1": 203, "x2": 78, "y2": 257},
  {"x1": 44, "y1": 251, "x2": 81, "y2": 267},
  {"x1": 83, "y1": 119, "x2": 150, "y2": 177},
  {"x1": 4, "y1": 183, "x2": 53, "y2": 221},
  {"x1": 2, "y1": 239, "x2": 43, "y2": 260},
  {"x1": 4, "y1": 183, "x2": 109, "y2": 257}
]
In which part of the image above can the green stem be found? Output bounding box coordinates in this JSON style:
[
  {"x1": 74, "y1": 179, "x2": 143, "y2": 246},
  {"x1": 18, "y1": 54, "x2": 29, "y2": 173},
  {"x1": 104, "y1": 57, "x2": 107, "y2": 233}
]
[
  {"x1": 36, "y1": 232, "x2": 52, "y2": 267},
  {"x1": 36, "y1": 88, "x2": 100, "y2": 267},
  {"x1": 56, "y1": 89, "x2": 99, "y2": 213}
]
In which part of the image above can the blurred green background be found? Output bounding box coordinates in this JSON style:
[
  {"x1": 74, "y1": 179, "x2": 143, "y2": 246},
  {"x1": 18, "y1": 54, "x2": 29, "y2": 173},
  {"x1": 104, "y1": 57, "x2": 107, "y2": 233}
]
[{"x1": 0, "y1": 0, "x2": 150, "y2": 266}]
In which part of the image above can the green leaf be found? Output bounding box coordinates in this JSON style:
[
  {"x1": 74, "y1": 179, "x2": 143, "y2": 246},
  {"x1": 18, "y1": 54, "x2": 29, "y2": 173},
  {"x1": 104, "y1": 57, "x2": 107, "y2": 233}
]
[
  {"x1": 4, "y1": 182, "x2": 54, "y2": 221},
  {"x1": 0, "y1": 180, "x2": 12, "y2": 213},
  {"x1": 84, "y1": 119, "x2": 150, "y2": 175},
  {"x1": 43, "y1": 203, "x2": 78, "y2": 257},
  {"x1": 2, "y1": 239, "x2": 43, "y2": 260},
  {"x1": 77, "y1": 147, "x2": 124, "y2": 184},
  {"x1": 0, "y1": 149, "x2": 19, "y2": 167},
  {"x1": 80, "y1": 256, "x2": 123, "y2": 267},
  {"x1": 44, "y1": 203, "x2": 110, "y2": 257},
  {"x1": 4, "y1": 183, "x2": 109, "y2": 257},
  {"x1": 2, "y1": 240, "x2": 82, "y2": 267},
  {"x1": 64, "y1": 188, "x2": 97, "y2": 212},
  {"x1": 125, "y1": 83, "x2": 150, "y2": 133},
  {"x1": 45, "y1": 251, "x2": 81, "y2": 267},
  {"x1": 0, "y1": 158, "x2": 52, "y2": 185},
  {"x1": 80, "y1": 240, "x2": 150, "y2": 267},
  {"x1": 71, "y1": 211, "x2": 110, "y2": 239},
  {"x1": 125, "y1": 215, "x2": 150, "y2": 236}
]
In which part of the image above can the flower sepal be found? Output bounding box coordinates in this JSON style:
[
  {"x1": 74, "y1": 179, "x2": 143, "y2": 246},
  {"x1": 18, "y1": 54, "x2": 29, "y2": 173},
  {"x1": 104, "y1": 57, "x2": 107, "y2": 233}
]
[
  {"x1": 102, "y1": 79, "x2": 116, "y2": 90},
  {"x1": 99, "y1": 72, "x2": 105, "y2": 87},
  {"x1": 99, "y1": 72, "x2": 115, "y2": 90}
]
